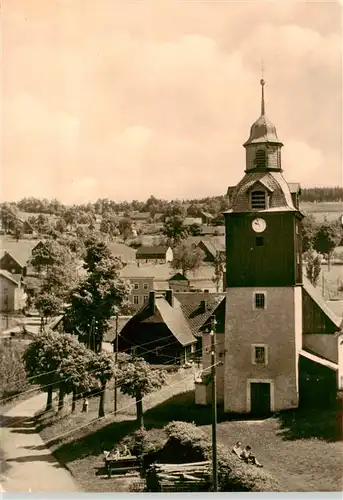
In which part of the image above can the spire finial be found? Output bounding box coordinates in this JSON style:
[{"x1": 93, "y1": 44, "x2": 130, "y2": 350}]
[{"x1": 260, "y1": 77, "x2": 265, "y2": 116}]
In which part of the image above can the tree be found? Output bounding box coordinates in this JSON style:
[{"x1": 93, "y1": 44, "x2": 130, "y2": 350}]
[
  {"x1": 118, "y1": 217, "x2": 133, "y2": 242},
  {"x1": 188, "y1": 223, "x2": 201, "y2": 236},
  {"x1": 34, "y1": 292, "x2": 64, "y2": 325},
  {"x1": 66, "y1": 239, "x2": 130, "y2": 352},
  {"x1": 35, "y1": 214, "x2": 51, "y2": 235},
  {"x1": 187, "y1": 203, "x2": 201, "y2": 217},
  {"x1": 305, "y1": 250, "x2": 321, "y2": 287},
  {"x1": 55, "y1": 218, "x2": 67, "y2": 234},
  {"x1": 12, "y1": 221, "x2": 23, "y2": 241},
  {"x1": 31, "y1": 240, "x2": 72, "y2": 274},
  {"x1": 62, "y1": 207, "x2": 79, "y2": 229},
  {"x1": 301, "y1": 215, "x2": 318, "y2": 253},
  {"x1": 100, "y1": 215, "x2": 118, "y2": 241},
  {"x1": 118, "y1": 354, "x2": 167, "y2": 428},
  {"x1": 171, "y1": 242, "x2": 205, "y2": 277},
  {"x1": 56, "y1": 342, "x2": 96, "y2": 413},
  {"x1": 23, "y1": 331, "x2": 82, "y2": 412},
  {"x1": 0, "y1": 202, "x2": 19, "y2": 233},
  {"x1": 212, "y1": 252, "x2": 226, "y2": 292},
  {"x1": 91, "y1": 351, "x2": 117, "y2": 417},
  {"x1": 162, "y1": 216, "x2": 188, "y2": 246},
  {"x1": 313, "y1": 222, "x2": 342, "y2": 270}
]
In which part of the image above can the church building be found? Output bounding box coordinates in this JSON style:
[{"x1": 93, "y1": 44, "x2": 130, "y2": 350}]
[{"x1": 195, "y1": 80, "x2": 343, "y2": 415}]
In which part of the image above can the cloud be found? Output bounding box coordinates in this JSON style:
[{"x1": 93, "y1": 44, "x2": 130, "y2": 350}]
[{"x1": 2, "y1": 0, "x2": 342, "y2": 203}]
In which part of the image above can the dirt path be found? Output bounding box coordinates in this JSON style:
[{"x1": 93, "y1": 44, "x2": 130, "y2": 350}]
[{"x1": 1, "y1": 393, "x2": 80, "y2": 492}]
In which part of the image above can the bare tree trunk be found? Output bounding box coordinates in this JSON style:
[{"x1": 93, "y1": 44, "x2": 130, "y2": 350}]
[
  {"x1": 46, "y1": 386, "x2": 53, "y2": 411},
  {"x1": 98, "y1": 381, "x2": 107, "y2": 418},
  {"x1": 58, "y1": 386, "x2": 65, "y2": 412},
  {"x1": 135, "y1": 388, "x2": 144, "y2": 428}
]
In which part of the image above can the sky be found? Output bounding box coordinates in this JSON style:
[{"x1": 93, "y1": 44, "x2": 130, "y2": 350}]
[{"x1": 2, "y1": 0, "x2": 342, "y2": 204}]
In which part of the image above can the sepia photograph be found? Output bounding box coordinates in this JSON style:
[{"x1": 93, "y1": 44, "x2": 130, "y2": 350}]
[{"x1": 1, "y1": 0, "x2": 342, "y2": 495}]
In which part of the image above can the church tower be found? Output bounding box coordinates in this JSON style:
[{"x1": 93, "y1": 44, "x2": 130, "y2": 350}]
[{"x1": 224, "y1": 80, "x2": 304, "y2": 415}]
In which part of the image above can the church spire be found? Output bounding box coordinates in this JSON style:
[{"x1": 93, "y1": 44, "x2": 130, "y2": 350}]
[{"x1": 260, "y1": 78, "x2": 265, "y2": 116}]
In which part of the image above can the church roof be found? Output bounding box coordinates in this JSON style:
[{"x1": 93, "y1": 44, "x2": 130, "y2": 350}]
[
  {"x1": 243, "y1": 79, "x2": 283, "y2": 147},
  {"x1": 226, "y1": 171, "x2": 297, "y2": 213}
]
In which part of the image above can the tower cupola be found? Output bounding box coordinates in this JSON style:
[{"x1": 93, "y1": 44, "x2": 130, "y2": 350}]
[{"x1": 244, "y1": 79, "x2": 283, "y2": 173}]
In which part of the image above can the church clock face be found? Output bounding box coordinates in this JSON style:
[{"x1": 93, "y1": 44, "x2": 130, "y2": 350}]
[{"x1": 252, "y1": 218, "x2": 266, "y2": 233}]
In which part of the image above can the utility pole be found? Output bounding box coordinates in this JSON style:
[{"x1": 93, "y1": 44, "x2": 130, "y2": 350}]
[
  {"x1": 210, "y1": 316, "x2": 218, "y2": 492},
  {"x1": 114, "y1": 313, "x2": 119, "y2": 413}
]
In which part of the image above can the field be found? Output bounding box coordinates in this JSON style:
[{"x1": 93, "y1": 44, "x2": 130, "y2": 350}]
[{"x1": 35, "y1": 371, "x2": 343, "y2": 493}]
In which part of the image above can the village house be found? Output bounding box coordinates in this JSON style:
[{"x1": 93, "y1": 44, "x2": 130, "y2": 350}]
[
  {"x1": 119, "y1": 264, "x2": 156, "y2": 311},
  {"x1": 136, "y1": 245, "x2": 173, "y2": 264},
  {"x1": 196, "y1": 239, "x2": 226, "y2": 263},
  {"x1": 195, "y1": 79, "x2": 343, "y2": 415},
  {"x1": 118, "y1": 290, "x2": 225, "y2": 364},
  {"x1": 200, "y1": 211, "x2": 214, "y2": 225},
  {"x1": 200, "y1": 225, "x2": 225, "y2": 237},
  {"x1": 0, "y1": 270, "x2": 26, "y2": 312},
  {"x1": 0, "y1": 239, "x2": 45, "y2": 277}
]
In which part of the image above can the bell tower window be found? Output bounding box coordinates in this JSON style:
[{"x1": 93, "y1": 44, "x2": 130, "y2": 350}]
[
  {"x1": 255, "y1": 149, "x2": 266, "y2": 168},
  {"x1": 251, "y1": 190, "x2": 266, "y2": 210}
]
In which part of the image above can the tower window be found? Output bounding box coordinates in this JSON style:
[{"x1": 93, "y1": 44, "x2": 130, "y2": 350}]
[
  {"x1": 252, "y1": 344, "x2": 268, "y2": 365},
  {"x1": 251, "y1": 190, "x2": 266, "y2": 210},
  {"x1": 254, "y1": 292, "x2": 266, "y2": 309},
  {"x1": 255, "y1": 149, "x2": 266, "y2": 168},
  {"x1": 255, "y1": 236, "x2": 264, "y2": 246}
]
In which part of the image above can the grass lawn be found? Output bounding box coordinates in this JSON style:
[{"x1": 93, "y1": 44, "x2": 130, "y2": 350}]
[
  {"x1": 35, "y1": 367, "x2": 343, "y2": 493},
  {"x1": 35, "y1": 367, "x2": 197, "y2": 492}
]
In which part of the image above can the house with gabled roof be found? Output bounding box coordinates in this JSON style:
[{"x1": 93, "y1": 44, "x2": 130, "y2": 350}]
[
  {"x1": 0, "y1": 270, "x2": 26, "y2": 312},
  {"x1": 118, "y1": 290, "x2": 225, "y2": 364},
  {"x1": 136, "y1": 245, "x2": 173, "y2": 264},
  {"x1": 0, "y1": 238, "x2": 46, "y2": 277}
]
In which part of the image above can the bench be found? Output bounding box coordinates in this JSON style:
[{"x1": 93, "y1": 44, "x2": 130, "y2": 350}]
[{"x1": 104, "y1": 456, "x2": 141, "y2": 477}]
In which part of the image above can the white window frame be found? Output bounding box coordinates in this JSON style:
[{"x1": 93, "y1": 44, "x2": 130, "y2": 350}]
[
  {"x1": 253, "y1": 291, "x2": 267, "y2": 310},
  {"x1": 251, "y1": 344, "x2": 269, "y2": 365},
  {"x1": 133, "y1": 282, "x2": 139, "y2": 290},
  {"x1": 143, "y1": 295, "x2": 149, "y2": 303},
  {"x1": 133, "y1": 295, "x2": 139, "y2": 305},
  {"x1": 143, "y1": 283, "x2": 149, "y2": 290},
  {"x1": 246, "y1": 379, "x2": 275, "y2": 413}
]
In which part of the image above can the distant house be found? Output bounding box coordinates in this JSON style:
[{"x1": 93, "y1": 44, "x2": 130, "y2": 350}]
[
  {"x1": 119, "y1": 264, "x2": 157, "y2": 311},
  {"x1": 168, "y1": 272, "x2": 190, "y2": 293},
  {"x1": 200, "y1": 212, "x2": 214, "y2": 225},
  {"x1": 118, "y1": 290, "x2": 225, "y2": 364},
  {"x1": 197, "y1": 239, "x2": 225, "y2": 263},
  {"x1": 183, "y1": 217, "x2": 203, "y2": 226},
  {"x1": 0, "y1": 238, "x2": 46, "y2": 277},
  {"x1": 136, "y1": 246, "x2": 173, "y2": 264},
  {"x1": 0, "y1": 270, "x2": 25, "y2": 312},
  {"x1": 131, "y1": 212, "x2": 151, "y2": 222},
  {"x1": 200, "y1": 225, "x2": 225, "y2": 236}
]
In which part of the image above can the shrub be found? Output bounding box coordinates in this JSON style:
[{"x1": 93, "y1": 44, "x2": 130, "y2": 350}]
[
  {"x1": 157, "y1": 421, "x2": 280, "y2": 492},
  {"x1": 119, "y1": 429, "x2": 160, "y2": 457}
]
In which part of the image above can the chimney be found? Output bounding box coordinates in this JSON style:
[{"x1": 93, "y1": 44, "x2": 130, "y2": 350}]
[
  {"x1": 200, "y1": 299, "x2": 207, "y2": 313},
  {"x1": 149, "y1": 291, "x2": 156, "y2": 313},
  {"x1": 165, "y1": 289, "x2": 174, "y2": 307}
]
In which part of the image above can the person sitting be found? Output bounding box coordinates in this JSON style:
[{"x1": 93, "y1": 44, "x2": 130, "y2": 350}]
[
  {"x1": 241, "y1": 445, "x2": 263, "y2": 467},
  {"x1": 232, "y1": 441, "x2": 243, "y2": 458},
  {"x1": 121, "y1": 444, "x2": 130, "y2": 457}
]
